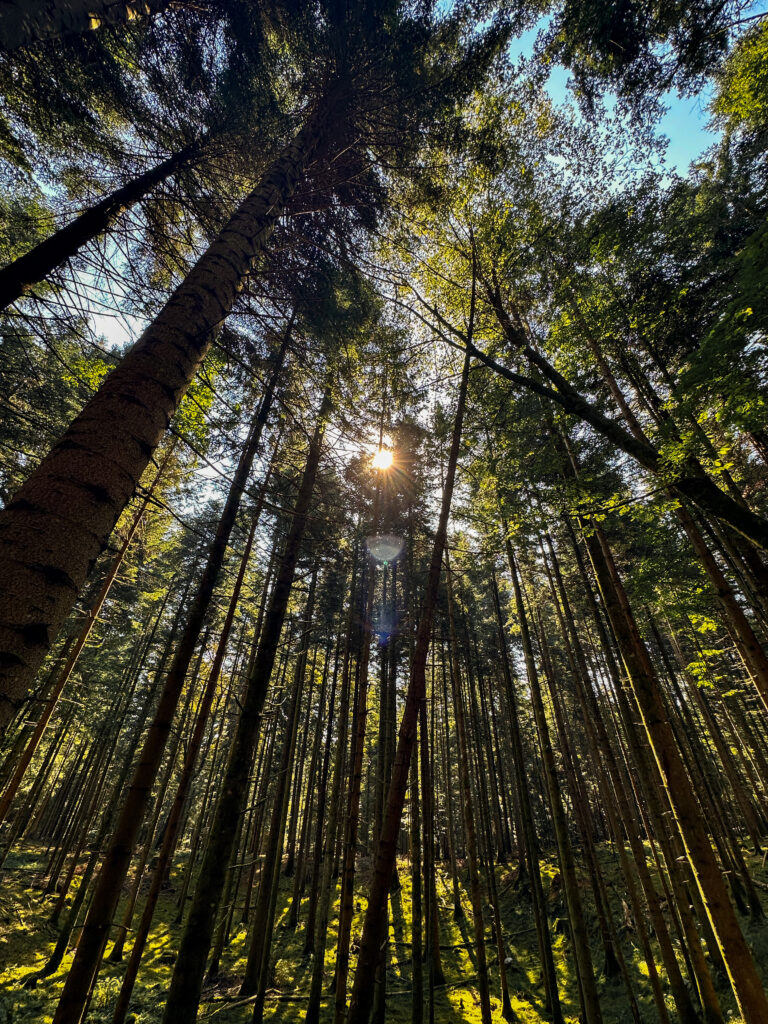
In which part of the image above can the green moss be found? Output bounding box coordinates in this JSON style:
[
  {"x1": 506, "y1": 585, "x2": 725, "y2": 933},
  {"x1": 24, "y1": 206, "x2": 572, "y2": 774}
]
[{"x1": 1, "y1": 842, "x2": 761, "y2": 1023}]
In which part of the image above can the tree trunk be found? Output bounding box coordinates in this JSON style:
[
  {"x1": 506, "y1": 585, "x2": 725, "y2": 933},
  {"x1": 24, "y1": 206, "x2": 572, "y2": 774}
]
[
  {"x1": 303, "y1": 553, "x2": 356, "y2": 1024},
  {"x1": 50, "y1": 335, "x2": 287, "y2": 1024},
  {"x1": 0, "y1": 440, "x2": 175, "y2": 826},
  {"x1": 490, "y1": 568, "x2": 563, "y2": 1022},
  {"x1": 109, "y1": 507, "x2": 261, "y2": 1024},
  {"x1": 162, "y1": 394, "x2": 329, "y2": 1024},
  {"x1": 0, "y1": 147, "x2": 202, "y2": 311},
  {"x1": 0, "y1": 95, "x2": 333, "y2": 729},
  {"x1": 347, "y1": 345, "x2": 471, "y2": 1024},
  {"x1": 508, "y1": 551, "x2": 603, "y2": 1024},
  {"x1": 410, "y1": 749, "x2": 423, "y2": 1024},
  {"x1": 576, "y1": 496, "x2": 768, "y2": 1024},
  {"x1": 241, "y1": 570, "x2": 317, "y2": 1007}
]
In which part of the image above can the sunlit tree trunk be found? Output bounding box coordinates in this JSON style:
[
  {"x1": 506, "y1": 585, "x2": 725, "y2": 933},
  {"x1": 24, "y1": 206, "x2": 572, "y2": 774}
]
[
  {"x1": 573, "y1": 486, "x2": 768, "y2": 1023},
  {"x1": 0, "y1": 96, "x2": 332, "y2": 729}
]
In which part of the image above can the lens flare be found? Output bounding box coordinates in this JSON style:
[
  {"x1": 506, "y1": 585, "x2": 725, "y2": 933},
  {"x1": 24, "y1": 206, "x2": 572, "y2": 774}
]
[{"x1": 372, "y1": 448, "x2": 393, "y2": 470}]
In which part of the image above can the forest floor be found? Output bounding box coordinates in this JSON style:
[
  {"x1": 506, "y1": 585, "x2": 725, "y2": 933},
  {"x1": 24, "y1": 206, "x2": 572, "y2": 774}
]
[{"x1": 1, "y1": 843, "x2": 767, "y2": 1024}]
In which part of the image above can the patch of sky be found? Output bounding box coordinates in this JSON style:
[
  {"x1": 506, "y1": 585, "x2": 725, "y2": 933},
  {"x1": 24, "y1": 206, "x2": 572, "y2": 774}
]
[{"x1": 504, "y1": 12, "x2": 746, "y2": 178}]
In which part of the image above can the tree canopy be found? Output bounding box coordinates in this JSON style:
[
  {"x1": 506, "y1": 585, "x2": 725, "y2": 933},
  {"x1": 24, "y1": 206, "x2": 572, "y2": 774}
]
[{"x1": 1, "y1": 3, "x2": 768, "y2": 1024}]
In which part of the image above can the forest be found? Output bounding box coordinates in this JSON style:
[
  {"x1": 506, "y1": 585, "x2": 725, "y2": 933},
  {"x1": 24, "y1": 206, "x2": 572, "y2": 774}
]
[{"x1": 0, "y1": 1, "x2": 768, "y2": 1023}]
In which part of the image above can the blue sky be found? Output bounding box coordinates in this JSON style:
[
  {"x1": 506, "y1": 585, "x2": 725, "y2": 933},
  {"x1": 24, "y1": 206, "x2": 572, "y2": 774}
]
[
  {"x1": 509, "y1": 19, "x2": 721, "y2": 176},
  {"x1": 657, "y1": 88, "x2": 719, "y2": 172}
]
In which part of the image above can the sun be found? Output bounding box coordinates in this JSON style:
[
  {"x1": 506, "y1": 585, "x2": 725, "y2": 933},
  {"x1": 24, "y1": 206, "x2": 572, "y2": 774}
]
[{"x1": 372, "y1": 448, "x2": 393, "y2": 470}]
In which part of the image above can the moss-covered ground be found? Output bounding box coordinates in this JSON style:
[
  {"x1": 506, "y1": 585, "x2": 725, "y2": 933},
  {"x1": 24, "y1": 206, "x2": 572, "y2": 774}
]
[{"x1": 1, "y1": 843, "x2": 766, "y2": 1023}]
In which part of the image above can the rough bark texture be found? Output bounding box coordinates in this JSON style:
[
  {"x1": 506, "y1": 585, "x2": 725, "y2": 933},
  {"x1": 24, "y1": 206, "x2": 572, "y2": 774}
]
[{"x1": 0, "y1": 106, "x2": 327, "y2": 732}]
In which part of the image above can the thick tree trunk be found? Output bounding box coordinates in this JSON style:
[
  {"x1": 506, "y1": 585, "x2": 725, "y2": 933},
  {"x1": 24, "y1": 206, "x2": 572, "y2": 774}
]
[
  {"x1": 50, "y1": 337, "x2": 286, "y2": 1024},
  {"x1": 0, "y1": 99, "x2": 331, "y2": 730},
  {"x1": 0, "y1": 441, "x2": 174, "y2": 826}
]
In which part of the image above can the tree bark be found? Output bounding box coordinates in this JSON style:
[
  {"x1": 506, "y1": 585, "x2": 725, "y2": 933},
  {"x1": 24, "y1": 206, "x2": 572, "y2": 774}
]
[
  {"x1": 50, "y1": 334, "x2": 286, "y2": 1024},
  {"x1": 0, "y1": 440, "x2": 175, "y2": 825},
  {"x1": 0, "y1": 96, "x2": 332, "y2": 730}
]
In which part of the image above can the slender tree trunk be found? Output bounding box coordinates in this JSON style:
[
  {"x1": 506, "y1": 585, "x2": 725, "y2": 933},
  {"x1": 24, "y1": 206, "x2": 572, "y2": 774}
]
[
  {"x1": 439, "y1": 639, "x2": 463, "y2": 921},
  {"x1": 411, "y1": 749, "x2": 423, "y2": 1024},
  {"x1": 333, "y1": 559, "x2": 375, "y2": 1024},
  {"x1": 286, "y1": 639, "x2": 330, "y2": 928},
  {"x1": 304, "y1": 575, "x2": 355, "y2": 1021},
  {"x1": 241, "y1": 570, "x2": 317, "y2": 1006},
  {"x1": 572, "y1": 486, "x2": 768, "y2": 1023},
  {"x1": 109, "y1": 508, "x2": 261, "y2": 1024},
  {"x1": 0, "y1": 148, "x2": 203, "y2": 311},
  {"x1": 248, "y1": 657, "x2": 307, "y2": 1023},
  {"x1": 463, "y1": 618, "x2": 514, "y2": 1022},
  {"x1": 162, "y1": 395, "x2": 329, "y2": 1024},
  {"x1": 490, "y1": 568, "x2": 563, "y2": 1022},
  {"x1": 303, "y1": 611, "x2": 344, "y2": 957},
  {"x1": 509, "y1": 551, "x2": 603, "y2": 1024},
  {"x1": 444, "y1": 559, "x2": 493, "y2": 1024},
  {"x1": 347, "y1": 345, "x2": 471, "y2": 1024}
]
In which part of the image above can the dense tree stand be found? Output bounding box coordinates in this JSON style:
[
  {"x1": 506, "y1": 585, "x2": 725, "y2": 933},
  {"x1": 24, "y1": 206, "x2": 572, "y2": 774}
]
[{"x1": 1, "y1": 5, "x2": 768, "y2": 1024}]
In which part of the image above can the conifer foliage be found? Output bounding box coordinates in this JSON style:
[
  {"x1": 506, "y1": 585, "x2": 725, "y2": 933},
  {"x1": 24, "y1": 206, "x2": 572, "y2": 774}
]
[{"x1": 1, "y1": 4, "x2": 768, "y2": 1024}]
